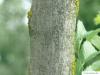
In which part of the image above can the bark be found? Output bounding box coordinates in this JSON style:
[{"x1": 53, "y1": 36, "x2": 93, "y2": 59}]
[{"x1": 29, "y1": 0, "x2": 76, "y2": 75}]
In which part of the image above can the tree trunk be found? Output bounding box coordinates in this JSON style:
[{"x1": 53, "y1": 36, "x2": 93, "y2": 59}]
[{"x1": 29, "y1": 0, "x2": 76, "y2": 75}]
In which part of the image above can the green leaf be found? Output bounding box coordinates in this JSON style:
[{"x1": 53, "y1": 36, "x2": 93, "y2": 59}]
[
  {"x1": 76, "y1": 21, "x2": 100, "y2": 74},
  {"x1": 76, "y1": 59, "x2": 84, "y2": 75},
  {"x1": 90, "y1": 35, "x2": 100, "y2": 50},
  {"x1": 83, "y1": 51, "x2": 100, "y2": 70},
  {"x1": 77, "y1": 20, "x2": 87, "y2": 39},
  {"x1": 86, "y1": 28, "x2": 100, "y2": 50},
  {"x1": 76, "y1": 20, "x2": 87, "y2": 55},
  {"x1": 82, "y1": 41, "x2": 97, "y2": 59},
  {"x1": 86, "y1": 28, "x2": 100, "y2": 41},
  {"x1": 76, "y1": 52, "x2": 100, "y2": 73},
  {"x1": 91, "y1": 60, "x2": 100, "y2": 71}
]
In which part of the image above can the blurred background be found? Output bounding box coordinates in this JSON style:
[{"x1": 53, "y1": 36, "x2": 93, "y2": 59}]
[
  {"x1": 0, "y1": 0, "x2": 31, "y2": 75},
  {"x1": 79, "y1": 0, "x2": 100, "y2": 31}
]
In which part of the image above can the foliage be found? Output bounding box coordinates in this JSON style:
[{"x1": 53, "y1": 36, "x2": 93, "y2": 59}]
[
  {"x1": 79, "y1": 0, "x2": 100, "y2": 31},
  {"x1": 0, "y1": 0, "x2": 30, "y2": 75},
  {"x1": 76, "y1": 20, "x2": 100, "y2": 75},
  {"x1": 76, "y1": 0, "x2": 100, "y2": 75}
]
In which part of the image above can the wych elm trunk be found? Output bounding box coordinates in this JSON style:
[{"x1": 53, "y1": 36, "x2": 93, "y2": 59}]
[{"x1": 29, "y1": 0, "x2": 76, "y2": 75}]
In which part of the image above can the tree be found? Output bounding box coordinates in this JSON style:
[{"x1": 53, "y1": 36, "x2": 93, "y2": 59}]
[
  {"x1": 29, "y1": 0, "x2": 76, "y2": 75},
  {"x1": 0, "y1": 0, "x2": 29, "y2": 75}
]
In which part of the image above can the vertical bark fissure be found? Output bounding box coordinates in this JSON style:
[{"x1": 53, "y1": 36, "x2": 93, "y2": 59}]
[{"x1": 29, "y1": 0, "x2": 76, "y2": 75}]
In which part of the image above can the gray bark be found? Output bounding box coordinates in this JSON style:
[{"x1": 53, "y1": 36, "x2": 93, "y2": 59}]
[{"x1": 29, "y1": 0, "x2": 76, "y2": 75}]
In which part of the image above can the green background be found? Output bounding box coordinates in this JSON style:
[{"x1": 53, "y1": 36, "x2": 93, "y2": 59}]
[{"x1": 0, "y1": 0, "x2": 30, "y2": 75}]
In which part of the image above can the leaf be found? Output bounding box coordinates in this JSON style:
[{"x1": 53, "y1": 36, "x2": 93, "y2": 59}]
[
  {"x1": 86, "y1": 28, "x2": 100, "y2": 50},
  {"x1": 91, "y1": 60, "x2": 100, "y2": 71},
  {"x1": 75, "y1": 20, "x2": 87, "y2": 75},
  {"x1": 76, "y1": 42, "x2": 100, "y2": 73},
  {"x1": 86, "y1": 28, "x2": 100, "y2": 41},
  {"x1": 83, "y1": 51, "x2": 100, "y2": 70},
  {"x1": 75, "y1": 21, "x2": 100, "y2": 74},
  {"x1": 77, "y1": 20, "x2": 87, "y2": 38},
  {"x1": 76, "y1": 20, "x2": 87, "y2": 55},
  {"x1": 76, "y1": 58, "x2": 84, "y2": 75},
  {"x1": 82, "y1": 41, "x2": 97, "y2": 59},
  {"x1": 90, "y1": 35, "x2": 100, "y2": 50}
]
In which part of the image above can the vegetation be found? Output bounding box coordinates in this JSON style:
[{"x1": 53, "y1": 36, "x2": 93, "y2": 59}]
[
  {"x1": 0, "y1": 0, "x2": 30, "y2": 75},
  {"x1": 1, "y1": 0, "x2": 100, "y2": 75},
  {"x1": 76, "y1": 0, "x2": 100, "y2": 75}
]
